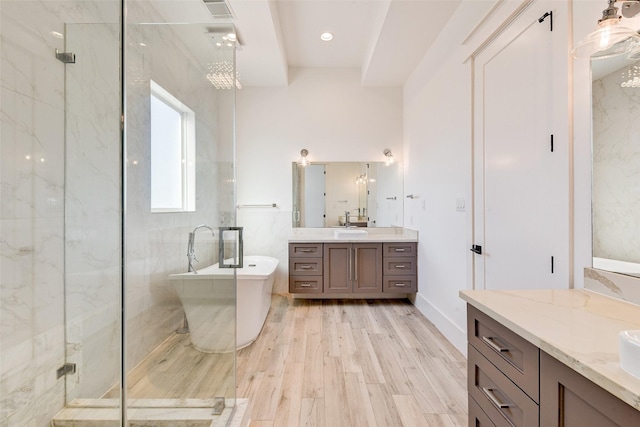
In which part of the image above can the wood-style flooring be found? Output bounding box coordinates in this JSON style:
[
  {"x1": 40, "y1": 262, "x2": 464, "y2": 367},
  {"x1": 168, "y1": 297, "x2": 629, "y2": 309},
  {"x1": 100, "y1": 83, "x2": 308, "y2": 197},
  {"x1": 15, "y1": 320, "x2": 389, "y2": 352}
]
[{"x1": 237, "y1": 295, "x2": 467, "y2": 427}]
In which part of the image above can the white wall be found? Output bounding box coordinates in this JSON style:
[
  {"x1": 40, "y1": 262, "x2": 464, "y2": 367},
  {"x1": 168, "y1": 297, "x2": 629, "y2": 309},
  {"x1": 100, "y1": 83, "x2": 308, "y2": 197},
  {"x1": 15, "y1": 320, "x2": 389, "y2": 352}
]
[
  {"x1": 236, "y1": 67, "x2": 403, "y2": 293},
  {"x1": 403, "y1": 0, "x2": 599, "y2": 354}
]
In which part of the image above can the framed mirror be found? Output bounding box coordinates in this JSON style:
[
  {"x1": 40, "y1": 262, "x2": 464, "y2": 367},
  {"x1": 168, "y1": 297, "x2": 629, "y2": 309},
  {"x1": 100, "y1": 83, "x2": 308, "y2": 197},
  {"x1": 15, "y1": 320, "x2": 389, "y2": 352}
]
[
  {"x1": 591, "y1": 57, "x2": 640, "y2": 277},
  {"x1": 292, "y1": 161, "x2": 403, "y2": 228}
]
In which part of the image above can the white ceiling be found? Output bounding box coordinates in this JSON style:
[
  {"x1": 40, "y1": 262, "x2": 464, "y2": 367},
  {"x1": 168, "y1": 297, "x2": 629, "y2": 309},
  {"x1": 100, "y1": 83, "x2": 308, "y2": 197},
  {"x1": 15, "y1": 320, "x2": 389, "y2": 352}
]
[
  {"x1": 229, "y1": 0, "x2": 461, "y2": 87},
  {"x1": 146, "y1": 0, "x2": 461, "y2": 87}
]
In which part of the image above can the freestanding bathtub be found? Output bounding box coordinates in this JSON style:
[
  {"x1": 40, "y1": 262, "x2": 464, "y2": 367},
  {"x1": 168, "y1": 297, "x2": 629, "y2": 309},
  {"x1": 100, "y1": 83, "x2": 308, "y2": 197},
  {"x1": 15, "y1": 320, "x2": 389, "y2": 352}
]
[{"x1": 169, "y1": 255, "x2": 279, "y2": 353}]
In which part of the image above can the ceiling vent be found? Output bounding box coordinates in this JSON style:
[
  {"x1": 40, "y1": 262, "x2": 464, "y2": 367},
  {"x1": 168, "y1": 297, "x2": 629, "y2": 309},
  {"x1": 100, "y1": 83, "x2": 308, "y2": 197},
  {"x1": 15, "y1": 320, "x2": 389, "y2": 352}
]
[{"x1": 203, "y1": 0, "x2": 234, "y2": 19}]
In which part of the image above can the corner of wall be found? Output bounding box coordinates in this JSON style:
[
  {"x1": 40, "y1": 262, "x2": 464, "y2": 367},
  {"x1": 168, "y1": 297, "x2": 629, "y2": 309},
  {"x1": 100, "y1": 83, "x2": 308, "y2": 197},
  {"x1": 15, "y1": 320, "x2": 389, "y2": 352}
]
[{"x1": 412, "y1": 292, "x2": 467, "y2": 357}]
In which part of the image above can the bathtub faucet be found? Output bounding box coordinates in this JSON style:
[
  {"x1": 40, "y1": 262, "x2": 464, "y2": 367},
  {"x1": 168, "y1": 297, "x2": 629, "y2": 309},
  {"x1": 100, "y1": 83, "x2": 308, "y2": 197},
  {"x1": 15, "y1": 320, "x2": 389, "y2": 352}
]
[{"x1": 187, "y1": 224, "x2": 215, "y2": 273}]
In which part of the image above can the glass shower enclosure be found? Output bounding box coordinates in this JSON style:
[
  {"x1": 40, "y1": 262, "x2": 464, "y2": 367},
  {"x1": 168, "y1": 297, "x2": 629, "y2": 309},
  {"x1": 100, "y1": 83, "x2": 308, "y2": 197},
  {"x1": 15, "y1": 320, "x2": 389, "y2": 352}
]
[{"x1": 0, "y1": 0, "x2": 240, "y2": 425}]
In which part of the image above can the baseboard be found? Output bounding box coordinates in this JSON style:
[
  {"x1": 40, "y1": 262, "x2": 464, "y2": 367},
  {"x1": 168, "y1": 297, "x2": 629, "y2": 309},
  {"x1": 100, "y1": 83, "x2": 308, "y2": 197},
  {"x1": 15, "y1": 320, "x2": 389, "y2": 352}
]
[{"x1": 412, "y1": 292, "x2": 467, "y2": 357}]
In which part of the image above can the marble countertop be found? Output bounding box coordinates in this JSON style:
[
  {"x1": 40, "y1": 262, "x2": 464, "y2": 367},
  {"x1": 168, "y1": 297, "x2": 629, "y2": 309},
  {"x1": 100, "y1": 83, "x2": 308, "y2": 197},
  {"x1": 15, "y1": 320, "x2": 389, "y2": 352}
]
[
  {"x1": 289, "y1": 227, "x2": 418, "y2": 243},
  {"x1": 460, "y1": 289, "x2": 640, "y2": 411}
]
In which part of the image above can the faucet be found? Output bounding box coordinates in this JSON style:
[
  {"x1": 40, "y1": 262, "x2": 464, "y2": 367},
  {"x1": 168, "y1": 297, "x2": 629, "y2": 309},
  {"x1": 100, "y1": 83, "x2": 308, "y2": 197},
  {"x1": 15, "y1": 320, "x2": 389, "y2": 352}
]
[
  {"x1": 187, "y1": 224, "x2": 215, "y2": 273},
  {"x1": 344, "y1": 211, "x2": 351, "y2": 228}
]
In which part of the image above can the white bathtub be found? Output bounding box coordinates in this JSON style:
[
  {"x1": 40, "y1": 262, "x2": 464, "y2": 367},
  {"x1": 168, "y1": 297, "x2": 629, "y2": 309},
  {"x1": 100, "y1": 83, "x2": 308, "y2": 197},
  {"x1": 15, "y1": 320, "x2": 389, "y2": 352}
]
[
  {"x1": 593, "y1": 257, "x2": 640, "y2": 277},
  {"x1": 169, "y1": 255, "x2": 279, "y2": 353}
]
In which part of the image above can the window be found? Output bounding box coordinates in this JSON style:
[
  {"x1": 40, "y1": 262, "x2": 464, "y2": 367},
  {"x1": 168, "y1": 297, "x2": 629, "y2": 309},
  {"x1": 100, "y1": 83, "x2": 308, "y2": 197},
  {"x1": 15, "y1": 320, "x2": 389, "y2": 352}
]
[{"x1": 149, "y1": 80, "x2": 196, "y2": 212}]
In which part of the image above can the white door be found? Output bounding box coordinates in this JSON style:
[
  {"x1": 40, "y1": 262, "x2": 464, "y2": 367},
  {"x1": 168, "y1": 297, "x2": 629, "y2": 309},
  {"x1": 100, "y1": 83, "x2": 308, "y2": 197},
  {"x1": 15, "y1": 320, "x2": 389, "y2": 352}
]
[
  {"x1": 472, "y1": 3, "x2": 568, "y2": 290},
  {"x1": 304, "y1": 164, "x2": 326, "y2": 227}
]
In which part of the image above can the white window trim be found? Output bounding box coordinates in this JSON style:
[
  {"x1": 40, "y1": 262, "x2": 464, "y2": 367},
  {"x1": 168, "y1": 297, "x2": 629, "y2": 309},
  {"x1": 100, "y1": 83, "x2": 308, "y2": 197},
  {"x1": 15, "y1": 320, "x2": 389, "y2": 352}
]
[{"x1": 150, "y1": 80, "x2": 196, "y2": 213}]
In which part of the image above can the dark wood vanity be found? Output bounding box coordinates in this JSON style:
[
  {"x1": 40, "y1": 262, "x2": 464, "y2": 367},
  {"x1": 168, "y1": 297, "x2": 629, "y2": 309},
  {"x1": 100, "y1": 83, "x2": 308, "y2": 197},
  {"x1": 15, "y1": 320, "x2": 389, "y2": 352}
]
[
  {"x1": 289, "y1": 241, "x2": 417, "y2": 295},
  {"x1": 462, "y1": 290, "x2": 640, "y2": 427}
]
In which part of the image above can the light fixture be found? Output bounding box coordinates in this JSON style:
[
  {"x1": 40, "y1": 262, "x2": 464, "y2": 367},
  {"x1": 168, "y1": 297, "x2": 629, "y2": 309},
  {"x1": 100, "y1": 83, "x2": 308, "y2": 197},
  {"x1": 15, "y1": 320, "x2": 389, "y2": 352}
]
[
  {"x1": 207, "y1": 31, "x2": 242, "y2": 90},
  {"x1": 297, "y1": 149, "x2": 310, "y2": 167},
  {"x1": 320, "y1": 32, "x2": 334, "y2": 42},
  {"x1": 383, "y1": 148, "x2": 394, "y2": 166},
  {"x1": 355, "y1": 174, "x2": 367, "y2": 185},
  {"x1": 572, "y1": 0, "x2": 640, "y2": 60}
]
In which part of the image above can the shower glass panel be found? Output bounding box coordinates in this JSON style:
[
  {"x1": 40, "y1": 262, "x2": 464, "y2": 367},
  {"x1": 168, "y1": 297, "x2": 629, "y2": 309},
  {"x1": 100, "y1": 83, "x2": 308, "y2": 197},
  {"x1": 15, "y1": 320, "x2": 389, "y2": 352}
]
[
  {"x1": 63, "y1": 19, "x2": 123, "y2": 408},
  {"x1": 123, "y1": 0, "x2": 238, "y2": 420}
]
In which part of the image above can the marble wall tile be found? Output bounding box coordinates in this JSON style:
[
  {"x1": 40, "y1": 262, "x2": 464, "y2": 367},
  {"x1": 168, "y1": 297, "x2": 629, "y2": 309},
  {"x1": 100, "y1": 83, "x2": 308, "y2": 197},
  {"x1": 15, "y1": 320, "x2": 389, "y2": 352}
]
[
  {"x1": 237, "y1": 210, "x2": 291, "y2": 294},
  {"x1": 584, "y1": 267, "x2": 640, "y2": 306}
]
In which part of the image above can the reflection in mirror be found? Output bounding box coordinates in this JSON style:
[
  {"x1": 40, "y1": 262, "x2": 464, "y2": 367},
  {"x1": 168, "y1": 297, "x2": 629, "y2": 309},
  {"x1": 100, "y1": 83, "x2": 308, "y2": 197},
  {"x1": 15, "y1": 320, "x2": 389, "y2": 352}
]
[
  {"x1": 292, "y1": 162, "x2": 403, "y2": 228},
  {"x1": 592, "y1": 56, "x2": 640, "y2": 277}
]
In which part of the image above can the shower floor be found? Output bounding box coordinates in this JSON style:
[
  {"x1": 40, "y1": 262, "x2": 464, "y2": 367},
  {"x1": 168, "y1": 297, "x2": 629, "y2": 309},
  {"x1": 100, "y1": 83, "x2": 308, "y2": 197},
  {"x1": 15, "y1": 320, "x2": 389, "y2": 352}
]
[{"x1": 104, "y1": 333, "x2": 235, "y2": 399}]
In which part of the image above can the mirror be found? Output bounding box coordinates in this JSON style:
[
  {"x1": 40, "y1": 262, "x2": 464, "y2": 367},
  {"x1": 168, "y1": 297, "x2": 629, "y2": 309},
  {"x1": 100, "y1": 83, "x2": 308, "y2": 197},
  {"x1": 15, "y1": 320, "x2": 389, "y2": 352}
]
[
  {"x1": 292, "y1": 161, "x2": 403, "y2": 228},
  {"x1": 591, "y1": 57, "x2": 640, "y2": 277}
]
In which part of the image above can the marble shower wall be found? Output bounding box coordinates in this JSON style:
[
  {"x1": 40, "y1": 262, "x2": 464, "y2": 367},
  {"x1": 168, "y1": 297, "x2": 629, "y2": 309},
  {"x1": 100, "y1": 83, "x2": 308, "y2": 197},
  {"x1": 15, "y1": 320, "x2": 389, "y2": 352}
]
[
  {"x1": 0, "y1": 1, "x2": 120, "y2": 425},
  {"x1": 592, "y1": 64, "x2": 640, "y2": 263},
  {"x1": 124, "y1": 5, "x2": 233, "y2": 376}
]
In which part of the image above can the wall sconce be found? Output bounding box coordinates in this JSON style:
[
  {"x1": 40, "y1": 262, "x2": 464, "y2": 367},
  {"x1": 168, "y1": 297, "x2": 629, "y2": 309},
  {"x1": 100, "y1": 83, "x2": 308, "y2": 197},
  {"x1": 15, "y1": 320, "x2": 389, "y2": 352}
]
[
  {"x1": 297, "y1": 149, "x2": 310, "y2": 167},
  {"x1": 572, "y1": 0, "x2": 640, "y2": 60},
  {"x1": 383, "y1": 148, "x2": 394, "y2": 166}
]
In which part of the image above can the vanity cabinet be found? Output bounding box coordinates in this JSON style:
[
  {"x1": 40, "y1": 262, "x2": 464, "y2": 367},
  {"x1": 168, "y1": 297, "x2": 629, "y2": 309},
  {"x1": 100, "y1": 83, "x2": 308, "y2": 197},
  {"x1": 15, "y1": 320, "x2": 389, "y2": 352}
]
[
  {"x1": 540, "y1": 352, "x2": 640, "y2": 426},
  {"x1": 466, "y1": 303, "x2": 640, "y2": 427},
  {"x1": 324, "y1": 243, "x2": 382, "y2": 293},
  {"x1": 289, "y1": 241, "x2": 417, "y2": 295}
]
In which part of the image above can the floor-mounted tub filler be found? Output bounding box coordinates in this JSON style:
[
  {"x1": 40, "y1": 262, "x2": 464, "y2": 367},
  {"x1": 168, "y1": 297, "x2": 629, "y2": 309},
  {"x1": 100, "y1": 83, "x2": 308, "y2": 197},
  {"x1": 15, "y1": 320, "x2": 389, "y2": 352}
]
[{"x1": 169, "y1": 255, "x2": 279, "y2": 353}]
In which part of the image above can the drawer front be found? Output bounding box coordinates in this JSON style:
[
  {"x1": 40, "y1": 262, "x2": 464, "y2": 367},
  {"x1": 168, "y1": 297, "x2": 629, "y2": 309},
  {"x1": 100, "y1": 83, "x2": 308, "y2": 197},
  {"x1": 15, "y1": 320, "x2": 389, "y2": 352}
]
[
  {"x1": 469, "y1": 395, "x2": 497, "y2": 427},
  {"x1": 467, "y1": 305, "x2": 540, "y2": 403},
  {"x1": 290, "y1": 258, "x2": 323, "y2": 275},
  {"x1": 383, "y1": 242, "x2": 417, "y2": 257},
  {"x1": 289, "y1": 243, "x2": 323, "y2": 257},
  {"x1": 468, "y1": 345, "x2": 539, "y2": 427},
  {"x1": 289, "y1": 276, "x2": 322, "y2": 293},
  {"x1": 383, "y1": 276, "x2": 417, "y2": 293},
  {"x1": 383, "y1": 257, "x2": 417, "y2": 275}
]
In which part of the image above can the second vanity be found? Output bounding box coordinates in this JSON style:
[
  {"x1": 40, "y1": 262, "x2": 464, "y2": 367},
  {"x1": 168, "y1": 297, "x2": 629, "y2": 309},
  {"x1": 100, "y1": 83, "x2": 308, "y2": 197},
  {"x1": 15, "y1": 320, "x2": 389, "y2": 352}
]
[
  {"x1": 288, "y1": 227, "x2": 417, "y2": 296},
  {"x1": 461, "y1": 289, "x2": 640, "y2": 426}
]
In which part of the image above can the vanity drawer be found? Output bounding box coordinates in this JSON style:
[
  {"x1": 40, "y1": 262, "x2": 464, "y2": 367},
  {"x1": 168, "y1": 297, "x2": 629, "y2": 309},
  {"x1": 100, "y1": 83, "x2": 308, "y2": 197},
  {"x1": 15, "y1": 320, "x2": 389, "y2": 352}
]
[
  {"x1": 383, "y1": 276, "x2": 417, "y2": 293},
  {"x1": 290, "y1": 258, "x2": 323, "y2": 275},
  {"x1": 467, "y1": 305, "x2": 539, "y2": 403},
  {"x1": 469, "y1": 395, "x2": 497, "y2": 427},
  {"x1": 468, "y1": 344, "x2": 539, "y2": 427},
  {"x1": 289, "y1": 243, "x2": 323, "y2": 257},
  {"x1": 289, "y1": 276, "x2": 323, "y2": 293},
  {"x1": 382, "y1": 257, "x2": 417, "y2": 276},
  {"x1": 383, "y1": 242, "x2": 417, "y2": 257}
]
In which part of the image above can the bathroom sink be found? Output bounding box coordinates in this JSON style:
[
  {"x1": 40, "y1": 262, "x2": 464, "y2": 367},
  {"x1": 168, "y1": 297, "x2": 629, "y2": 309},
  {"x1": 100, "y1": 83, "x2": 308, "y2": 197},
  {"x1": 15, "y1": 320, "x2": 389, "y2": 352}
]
[
  {"x1": 619, "y1": 330, "x2": 640, "y2": 378},
  {"x1": 333, "y1": 229, "x2": 368, "y2": 239}
]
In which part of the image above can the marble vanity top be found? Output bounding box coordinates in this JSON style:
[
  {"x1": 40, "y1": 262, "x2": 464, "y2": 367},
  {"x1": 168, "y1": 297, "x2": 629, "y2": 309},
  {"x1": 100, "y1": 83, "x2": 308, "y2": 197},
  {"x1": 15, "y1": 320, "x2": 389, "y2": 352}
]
[
  {"x1": 289, "y1": 227, "x2": 418, "y2": 243},
  {"x1": 460, "y1": 289, "x2": 640, "y2": 411}
]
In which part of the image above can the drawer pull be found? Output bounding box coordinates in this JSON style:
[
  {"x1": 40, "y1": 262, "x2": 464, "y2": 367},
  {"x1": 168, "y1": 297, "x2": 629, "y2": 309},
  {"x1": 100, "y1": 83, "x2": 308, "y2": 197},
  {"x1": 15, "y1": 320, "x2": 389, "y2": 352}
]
[
  {"x1": 482, "y1": 387, "x2": 511, "y2": 409},
  {"x1": 395, "y1": 265, "x2": 406, "y2": 268},
  {"x1": 299, "y1": 265, "x2": 312, "y2": 269},
  {"x1": 300, "y1": 249, "x2": 313, "y2": 253},
  {"x1": 394, "y1": 283, "x2": 406, "y2": 287},
  {"x1": 481, "y1": 336, "x2": 509, "y2": 353},
  {"x1": 299, "y1": 283, "x2": 312, "y2": 287},
  {"x1": 394, "y1": 248, "x2": 406, "y2": 252}
]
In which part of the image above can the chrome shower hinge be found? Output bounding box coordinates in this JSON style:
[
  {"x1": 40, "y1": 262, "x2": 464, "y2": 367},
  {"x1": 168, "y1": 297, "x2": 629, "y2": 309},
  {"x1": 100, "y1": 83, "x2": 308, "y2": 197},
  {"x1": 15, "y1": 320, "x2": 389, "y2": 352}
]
[
  {"x1": 56, "y1": 363, "x2": 76, "y2": 379},
  {"x1": 55, "y1": 49, "x2": 76, "y2": 64}
]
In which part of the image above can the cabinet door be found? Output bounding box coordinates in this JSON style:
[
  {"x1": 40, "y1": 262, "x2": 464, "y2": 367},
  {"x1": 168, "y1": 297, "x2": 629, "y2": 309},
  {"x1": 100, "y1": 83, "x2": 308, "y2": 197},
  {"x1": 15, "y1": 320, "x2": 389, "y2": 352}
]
[
  {"x1": 324, "y1": 243, "x2": 351, "y2": 293},
  {"x1": 353, "y1": 243, "x2": 382, "y2": 293},
  {"x1": 540, "y1": 352, "x2": 640, "y2": 426}
]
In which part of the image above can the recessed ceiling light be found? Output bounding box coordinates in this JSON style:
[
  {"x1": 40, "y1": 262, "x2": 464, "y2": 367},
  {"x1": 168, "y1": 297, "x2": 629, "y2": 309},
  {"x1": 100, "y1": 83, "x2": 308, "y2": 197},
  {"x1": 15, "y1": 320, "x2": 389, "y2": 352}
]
[
  {"x1": 320, "y1": 32, "x2": 334, "y2": 42},
  {"x1": 227, "y1": 33, "x2": 237, "y2": 41}
]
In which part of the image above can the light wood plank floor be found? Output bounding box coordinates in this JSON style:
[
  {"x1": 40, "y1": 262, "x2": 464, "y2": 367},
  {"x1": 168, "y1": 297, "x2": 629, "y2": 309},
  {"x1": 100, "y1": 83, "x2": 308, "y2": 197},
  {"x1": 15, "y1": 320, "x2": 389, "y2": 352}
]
[{"x1": 237, "y1": 295, "x2": 467, "y2": 427}]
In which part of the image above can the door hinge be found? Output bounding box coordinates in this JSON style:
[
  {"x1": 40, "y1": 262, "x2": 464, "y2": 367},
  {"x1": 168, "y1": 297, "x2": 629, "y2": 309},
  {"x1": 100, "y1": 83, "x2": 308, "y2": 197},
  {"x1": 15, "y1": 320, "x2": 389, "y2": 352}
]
[
  {"x1": 538, "y1": 11, "x2": 552, "y2": 31},
  {"x1": 550, "y1": 134, "x2": 554, "y2": 152},
  {"x1": 57, "y1": 363, "x2": 76, "y2": 379}
]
